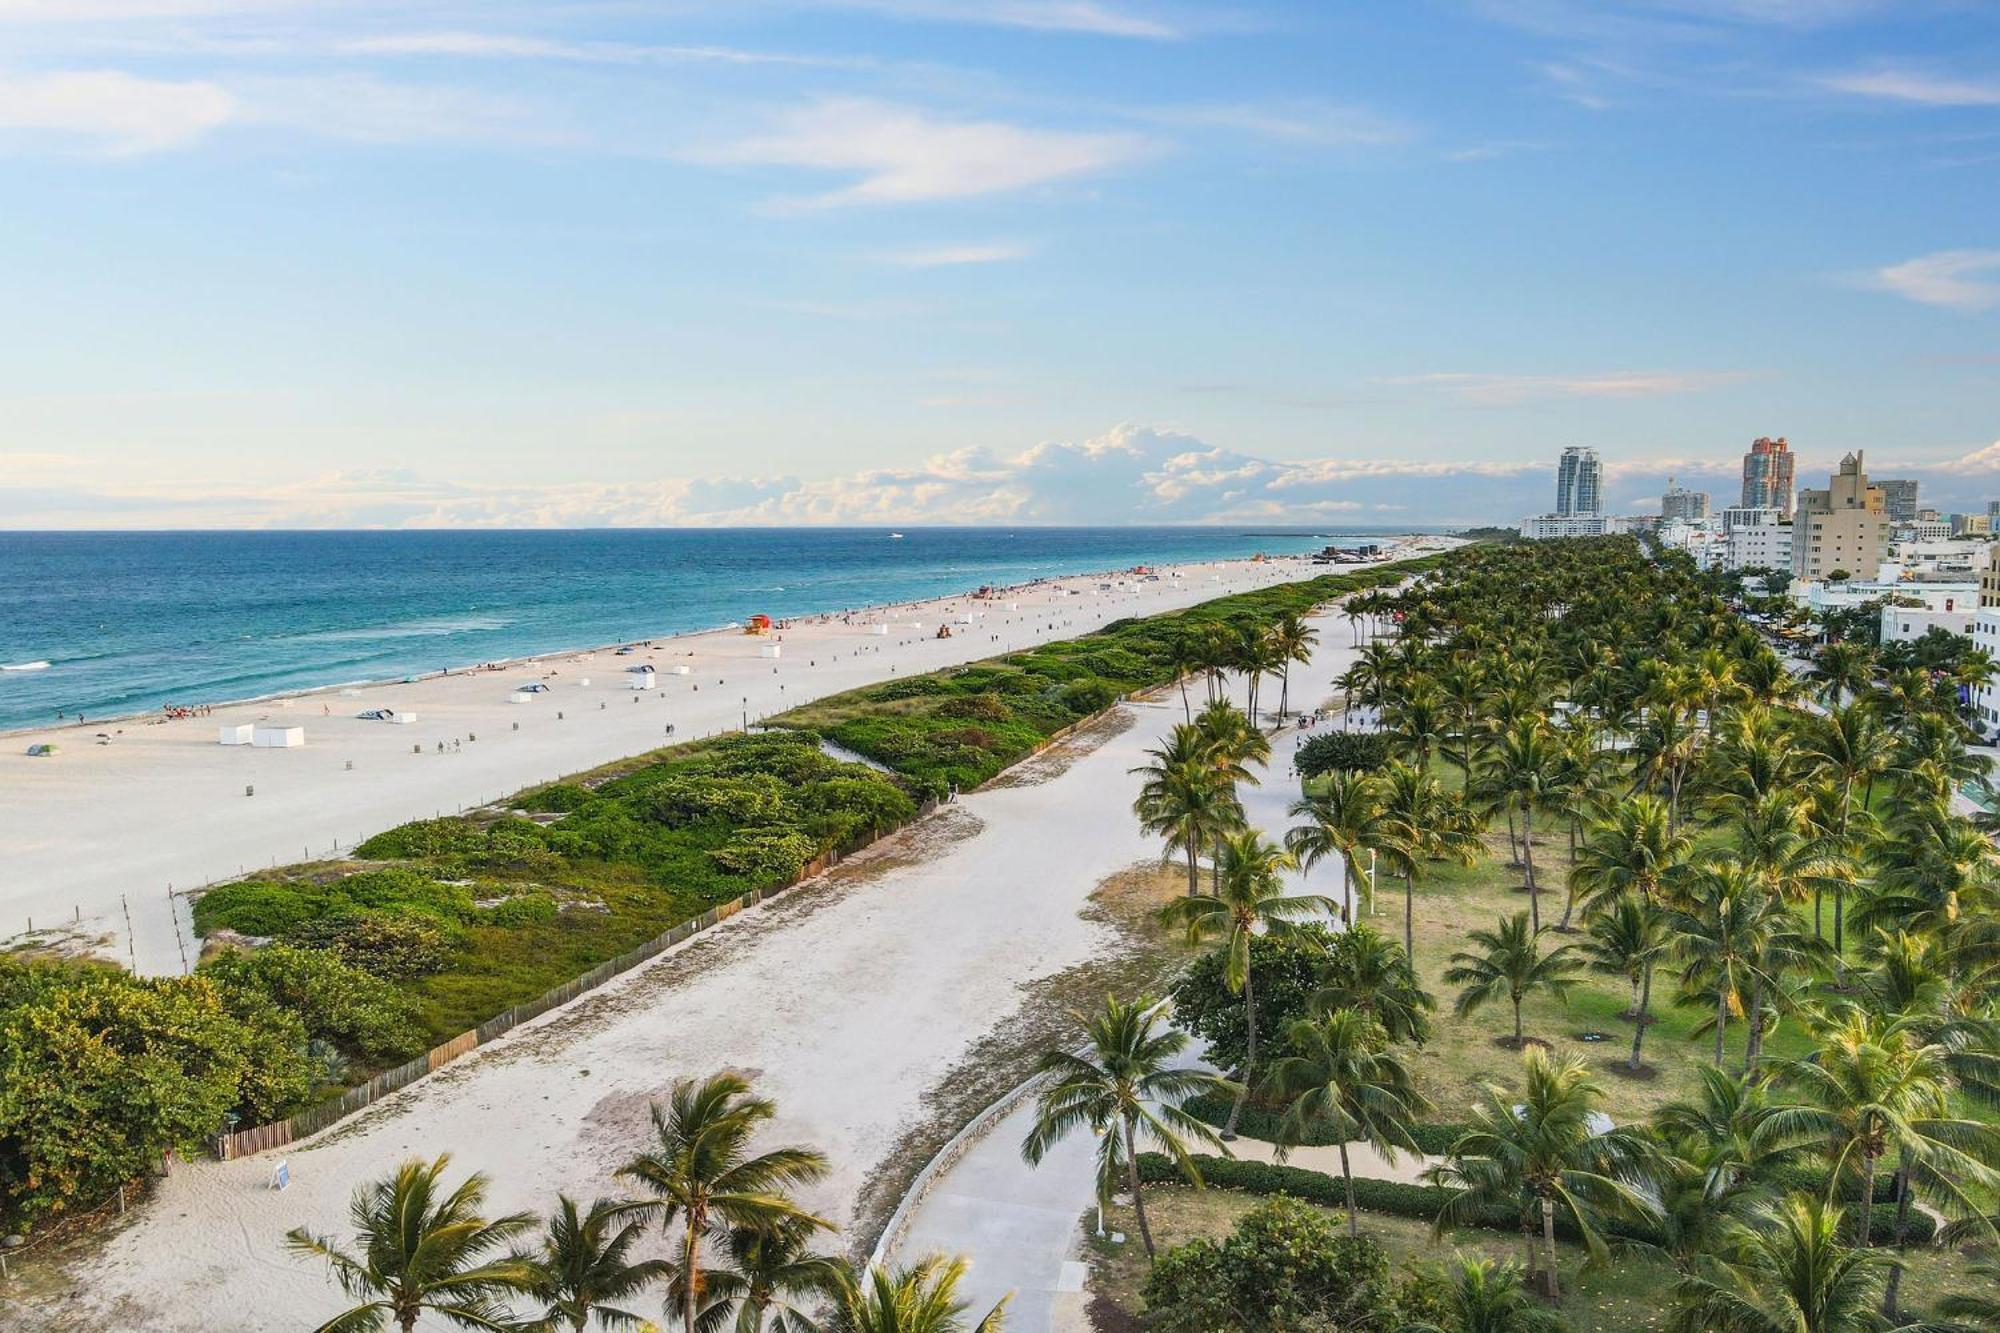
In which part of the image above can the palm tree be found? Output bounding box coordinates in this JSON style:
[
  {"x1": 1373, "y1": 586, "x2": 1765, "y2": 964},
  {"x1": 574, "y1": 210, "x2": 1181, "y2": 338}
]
[
  {"x1": 1479, "y1": 718, "x2": 1560, "y2": 931},
  {"x1": 828, "y1": 1256, "x2": 1005, "y2": 1333},
  {"x1": 1194, "y1": 698, "x2": 1270, "y2": 779},
  {"x1": 1376, "y1": 761, "x2": 1480, "y2": 962},
  {"x1": 528, "y1": 1196, "x2": 672, "y2": 1333},
  {"x1": 1285, "y1": 771, "x2": 1383, "y2": 923},
  {"x1": 691, "y1": 1218, "x2": 848, "y2": 1333},
  {"x1": 1443, "y1": 912, "x2": 1582, "y2": 1048},
  {"x1": 1399, "y1": 1255, "x2": 1570, "y2": 1333},
  {"x1": 1763, "y1": 1007, "x2": 2000, "y2": 1247},
  {"x1": 1799, "y1": 702, "x2": 1892, "y2": 951},
  {"x1": 1262, "y1": 1009, "x2": 1431, "y2": 1236},
  {"x1": 1668, "y1": 1195, "x2": 1916, "y2": 1333},
  {"x1": 1809, "y1": 640, "x2": 1876, "y2": 707},
  {"x1": 1425, "y1": 1049, "x2": 1654, "y2": 1299},
  {"x1": 1385, "y1": 681, "x2": 1450, "y2": 773},
  {"x1": 1020, "y1": 993, "x2": 1233, "y2": 1260},
  {"x1": 1269, "y1": 611, "x2": 1317, "y2": 720},
  {"x1": 1164, "y1": 630, "x2": 1204, "y2": 723},
  {"x1": 1577, "y1": 895, "x2": 1669, "y2": 1072},
  {"x1": 1132, "y1": 726, "x2": 1239, "y2": 898},
  {"x1": 619, "y1": 1073, "x2": 832, "y2": 1333},
  {"x1": 1310, "y1": 922, "x2": 1434, "y2": 1045},
  {"x1": 1159, "y1": 830, "x2": 1332, "y2": 1137},
  {"x1": 286, "y1": 1155, "x2": 537, "y2": 1333},
  {"x1": 1664, "y1": 860, "x2": 1791, "y2": 1067}
]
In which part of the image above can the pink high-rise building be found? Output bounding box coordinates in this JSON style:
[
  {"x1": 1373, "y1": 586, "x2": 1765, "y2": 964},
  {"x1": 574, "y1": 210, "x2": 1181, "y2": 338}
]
[{"x1": 1741, "y1": 436, "x2": 1796, "y2": 518}]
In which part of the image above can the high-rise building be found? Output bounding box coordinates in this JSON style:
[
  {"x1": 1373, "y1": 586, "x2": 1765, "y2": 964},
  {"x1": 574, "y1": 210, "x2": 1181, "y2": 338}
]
[
  {"x1": 1555, "y1": 446, "x2": 1602, "y2": 516},
  {"x1": 1661, "y1": 476, "x2": 1709, "y2": 524},
  {"x1": 1986, "y1": 500, "x2": 2000, "y2": 526},
  {"x1": 1877, "y1": 478, "x2": 1919, "y2": 523},
  {"x1": 1741, "y1": 436, "x2": 1796, "y2": 518},
  {"x1": 1792, "y1": 451, "x2": 1888, "y2": 581}
]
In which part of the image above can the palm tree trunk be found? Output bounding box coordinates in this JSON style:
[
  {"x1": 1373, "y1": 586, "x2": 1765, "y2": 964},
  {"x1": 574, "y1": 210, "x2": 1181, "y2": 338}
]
[
  {"x1": 1223, "y1": 967, "x2": 1256, "y2": 1139},
  {"x1": 1504, "y1": 808, "x2": 1521, "y2": 867},
  {"x1": 1857, "y1": 1152, "x2": 1878, "y2": 1246},
  {"x1": 1512, "y1": 996, "x2": 1524, "y2": 1046},
  {"x1": 1186, "y1": 844, "x2": 1199, "y2": 898},
  {"x1": 1882, "y1": 1156, "x2": 1914, "y2": 1316},
  {"x1": 1279, "y1": 667, "x2": 1290, "y2": 721},
  {"x1": 1713, "y1": 984, "x2": 1728, "y2": 1066},
  {"x1": 1124, "y1": 1120, "x2": 1156, "y2": 1260},
  {"x1": 400, "y1": 1312, "x2": 419, "y2": 1333},
  {"x1": 1630, "y1": 966, "x2": 1653, "y2": 1071},
  {"x1": 1522, "y1": 802, "x2": 1540, "y2": 934},
  {"x1": 1179, "y1": 674, "x2": 1191, "y2": 723},
  {"x1": 684, "y1": 1214, "x2": 703, "y2": 1333},
  {"x1": 1403, "y1": 873, "x2": 1415, "y2": 963},
  {"x1": 1339, "y1": 857, "x2": 1353, "y2": 925},
  {"x1": 1338, "y1": 1140, "x2": 1358, "y2": 1239},
  {"x1": 1742, "y1": 982, "x2": 1764, "y2": 1073},
  {"x1": 1541, "y1": 1196, "x2": 1562, "y2": 1299}
]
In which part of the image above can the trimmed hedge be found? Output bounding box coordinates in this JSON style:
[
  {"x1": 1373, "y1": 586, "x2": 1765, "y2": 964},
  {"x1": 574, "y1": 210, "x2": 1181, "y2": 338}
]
[
  {"x1": 1138, "y1": 1153, "x2": 1935, "y2": 1248},
  {"x1": 1182, "y1": 1091, "x2": 1467, "y2": 1155}
]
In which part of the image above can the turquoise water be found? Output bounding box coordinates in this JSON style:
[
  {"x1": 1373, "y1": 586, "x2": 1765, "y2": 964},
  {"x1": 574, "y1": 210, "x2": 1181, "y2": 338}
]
[{"x1": 0, "y1": 527, "x2": 1407, "y2": 730}]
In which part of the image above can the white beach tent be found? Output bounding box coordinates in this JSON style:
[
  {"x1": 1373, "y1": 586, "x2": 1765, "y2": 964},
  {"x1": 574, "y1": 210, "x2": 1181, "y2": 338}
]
[
  {"x1": 759, "y1": 644, "x2": 781, "y2": 659},
  {"x1": 630, "y1": 674, "x2": 656, "y2": 690},
  {"x1": 251, "y1": 726, "x2": 305, "y2": 748},
  {"x1": 219, "y1": 724, "x2": 255, "y2": 746}
]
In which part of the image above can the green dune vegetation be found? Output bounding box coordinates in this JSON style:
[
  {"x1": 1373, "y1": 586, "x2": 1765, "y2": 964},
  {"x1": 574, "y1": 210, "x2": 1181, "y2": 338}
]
[
  {"x1": 0, "y1": 556, "x2": 1436, "y2": 1233},
  {"x1": 1031, "y1": 537, "x2": 2000, "y2": 1331}
]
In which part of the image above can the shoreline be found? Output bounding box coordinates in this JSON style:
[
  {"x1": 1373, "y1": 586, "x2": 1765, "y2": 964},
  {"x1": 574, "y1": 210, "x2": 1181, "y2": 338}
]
[
  {"x1": 0, "y1": 538, "x2": 1454, "y2": 977},
  {"x1": 0, "y1": 544, "x2": 1406, "y2": 742}
]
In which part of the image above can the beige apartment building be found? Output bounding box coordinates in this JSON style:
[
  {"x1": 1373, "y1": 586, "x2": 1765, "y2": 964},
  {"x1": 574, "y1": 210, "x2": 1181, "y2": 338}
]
[{"x1": 1791, "y1": 451, "x2": 1888, "y2": 580}]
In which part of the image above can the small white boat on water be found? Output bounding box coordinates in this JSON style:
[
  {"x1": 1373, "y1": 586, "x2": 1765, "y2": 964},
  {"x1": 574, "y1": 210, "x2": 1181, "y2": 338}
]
[
  {"x1": 889, "y1": 532, "x2": 904, "y2": 539},
  {"x1": 3, "y1": 661, "x2": 51, "y2": 672}
]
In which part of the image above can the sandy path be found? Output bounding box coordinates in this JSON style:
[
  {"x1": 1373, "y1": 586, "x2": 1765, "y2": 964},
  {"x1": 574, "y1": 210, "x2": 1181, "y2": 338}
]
[{"x1": 0, "y1": 548, "x2": 1451, "y2": 974}]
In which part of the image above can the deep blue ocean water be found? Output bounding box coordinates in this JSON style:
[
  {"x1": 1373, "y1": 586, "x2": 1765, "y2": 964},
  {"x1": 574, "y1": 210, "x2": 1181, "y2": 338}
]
[{"x1": 0, "y1": 527, "x2": 1412, "y2": 730}]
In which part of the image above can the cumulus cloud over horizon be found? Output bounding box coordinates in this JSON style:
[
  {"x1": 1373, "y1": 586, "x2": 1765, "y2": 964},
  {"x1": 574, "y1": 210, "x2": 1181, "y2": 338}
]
[{"x1": 7, "y1": 424, "x2": 2000, "y2": 529}]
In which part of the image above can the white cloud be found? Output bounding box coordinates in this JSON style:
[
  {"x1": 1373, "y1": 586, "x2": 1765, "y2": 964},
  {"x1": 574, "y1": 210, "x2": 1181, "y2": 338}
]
[
  {"x1": 807, "y1": 1, "x2": 1183, "y2": 38},
  {"x1": 1389, "y1": 369, "x2": 1756, "y2": 405},
  {"x1": 1820, "y1": 68, "x2": 2000, "y2": 108},
  {"x1": 879, "y1": 241, "x2": 1031, "y2": 267},
  {"x1": 1136, "y1": 100, "x2": 1410, "y2": 147},
  {"x1": 236, "y1": 74, "x2": 573, "y2": 147},
  {"x1": 705, "y1": 98, "x2": 1157, "y2": 206},
  {"x1": 1865, "y1": 249, "x2": 2000, "y2": 311},
  {"x1": 340, "y1": 31, "x2": 860, "y2": 69},
  {"x1": 0, "y1": 69, "x2": 235, "y2": 153}
]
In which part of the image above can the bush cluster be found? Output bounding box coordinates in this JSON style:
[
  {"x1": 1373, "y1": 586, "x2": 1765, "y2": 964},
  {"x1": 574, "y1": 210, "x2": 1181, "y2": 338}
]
[{"x1": 1294, "y1": 730, "x2": 1392, "y2": 777}]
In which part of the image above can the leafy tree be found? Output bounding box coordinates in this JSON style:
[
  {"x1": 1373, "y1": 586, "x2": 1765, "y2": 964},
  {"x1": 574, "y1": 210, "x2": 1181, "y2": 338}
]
[
  {"x1": 1169, "y1": 929, "x2": 1330, "y2": 1075},
  {"x1": 286, "y1": 1155, "x2": 537, "y2": 1333},
  {"x1": 1295, "y1": 730, "x2": 1393, "y2": 779},
  {"x1": 1311, "y1": 923, "x2": 1434, "y2": 1046},
  {"x1": 1667, "y1": 1195, "x2": 1931, "y2": 1333},
  {"x1": 1140, "y1": 1196, "x2": 1403, "y2": 1333},
  {"x1": 1399, "y1": 1254, "x2": 1572, "y2": 1333}
]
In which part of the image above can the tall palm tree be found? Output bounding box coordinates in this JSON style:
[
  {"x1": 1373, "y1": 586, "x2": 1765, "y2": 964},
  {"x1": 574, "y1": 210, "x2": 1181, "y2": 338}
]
[
  {"x1": 1399, "y1": 1255, "x2": 1570, "y2": 1333},
  {"x1": 1310, "y1": 922, "x2": 1434, "y2": 1046},
  {"x1": 1478, "y1": 718, "x2": 1560, "y2": 931},
  {"x1": 1164, "y1": 630, "x2": 1204, "y2": 723},
  {"x1": 1269, "y1": 611, "x2": 1317, "y2": 721},
  {"x1": 1799, "y1": 702, "x2": 1892, "y2": 952},
  {"x1": 1763, "y1": 1007, "x2": 2000, "y2": 1247},
  {"x1": 286, "y1": 1155, "x2": 537, "y2": 1333},
  {"x1": 1425, "y1": 1049, "x2": 1654, "y2": 1300},
  {"x1": 828, "y1": 1257, "x2": 1005, "y2": 1333},
  {"x1": 1385, "y1": 681, "x2": 1450, "y2": 773},
  {"x1": 691, "y1": 1218, "x2": 848, "y2": 1333},
  {"x1": 1376, "y1": 761, "x2": 1480, "y2": 963},
  {"x1": 1667, "y1": 1195, "x2": 1919, "y2": 1333},
  {"x1": 1132, "y1": 725, "x2": 1239, "y2": 898},
  {"x1": 1159, "y1": 829, "x2": 1331, "y2": 1136},
  {"x1": 1577, "y1": 895, "x2": 1669, "y2": 1072},
  {"x1": 1809, "y1": 641, "x2": 1877, "y2": 708},
  {"x1": 1263, "y1": 1009, "x2": 1430, "y2": 1236},
  {"x1": 1020, "y1": 994, "x2": 1233, "y2": 1260},
  {"x1": 1443, "y1": 912, "x2": 1582, "y2": 1048},
  {"x1": 1285, "y1": 771, "x2": 1384, "y2": 923},
  {"x1": 528, "y1": 1197, "x2": 672, "y2": 1333},
  {"x1": 1664, "y1": 860, "x2": 1785, "y2": 1067},
  {"x1": 619, "y1": 1073, "x2": 832, "y2": 1333}
]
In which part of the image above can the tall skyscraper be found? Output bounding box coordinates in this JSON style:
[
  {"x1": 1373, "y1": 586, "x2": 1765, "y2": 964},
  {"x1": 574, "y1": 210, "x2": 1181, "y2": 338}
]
[
  {"x1": 1741, "y1": 436, "x2": 1796, "y2": 518},
  {"x1": 1661, "y1": 476, "x2": 1709, "y2": 524},
  {"x1": 1877, "y1": 478, "x2": 1919, "y2": 523},
  {"x1": 1555, "y1": 446, "x2": 1602, "y2": 516}
]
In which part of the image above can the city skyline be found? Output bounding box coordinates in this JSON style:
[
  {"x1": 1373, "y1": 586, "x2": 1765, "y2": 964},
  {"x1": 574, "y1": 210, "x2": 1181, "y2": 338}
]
[{"x1": 1, "y1": 0, "x2": 1997, "y2": 528}]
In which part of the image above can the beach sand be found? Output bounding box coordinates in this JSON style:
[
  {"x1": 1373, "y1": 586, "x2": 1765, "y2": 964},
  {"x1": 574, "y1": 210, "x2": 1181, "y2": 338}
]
[
  {"x1": 0, "y1": 545, "x2": 1443, "y2": 975},
  {"x1": 14, "y1": 575, "x2": 1399, "y2": 1333}
]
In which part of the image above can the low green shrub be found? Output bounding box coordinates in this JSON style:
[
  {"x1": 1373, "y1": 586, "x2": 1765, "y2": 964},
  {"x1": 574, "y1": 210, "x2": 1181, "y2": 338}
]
[{"x1": 1296, "y1": 730, "x2": 1392, "y2": 777}]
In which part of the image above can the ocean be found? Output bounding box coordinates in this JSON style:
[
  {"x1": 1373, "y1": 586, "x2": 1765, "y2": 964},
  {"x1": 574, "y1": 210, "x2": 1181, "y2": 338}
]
[{"x1": 0, "y1": 527, "x2": 1412, "y2": 731}]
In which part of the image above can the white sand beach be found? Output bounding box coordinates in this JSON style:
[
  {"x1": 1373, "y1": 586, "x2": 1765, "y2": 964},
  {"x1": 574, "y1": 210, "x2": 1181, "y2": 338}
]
[
  {"x1": 16, "y1": 578, "x2": 1390, "y2": 1333},
  {"x1": 0, "y1": 548, "x2": 1447, "y2": 976}
]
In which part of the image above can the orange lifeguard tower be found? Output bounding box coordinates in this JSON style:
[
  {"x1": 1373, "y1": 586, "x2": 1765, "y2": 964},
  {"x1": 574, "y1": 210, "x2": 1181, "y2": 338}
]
[{"x1": 745, "y1": 613, "x2": 773, "y2": 635}]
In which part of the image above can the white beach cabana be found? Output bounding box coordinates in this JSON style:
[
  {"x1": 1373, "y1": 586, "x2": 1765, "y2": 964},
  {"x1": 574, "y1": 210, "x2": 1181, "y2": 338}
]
[
  {"x1": 251, "y1": 726, "x2": 305, "y2": 748},
  {"x1": 219, "y1": 724, "x2": 255, "y2": 746}
]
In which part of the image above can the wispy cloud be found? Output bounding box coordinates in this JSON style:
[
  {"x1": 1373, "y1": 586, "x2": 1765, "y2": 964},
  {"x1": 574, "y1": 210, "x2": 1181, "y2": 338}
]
[
  {"x1": 704, "y1": 98, "x2": 1157, "y2": 206},
  {"x1": 878, "y1": 241, "x2": 1032, "y2": 267},
  {"x1": 1389, "y1": 369, "x2": 1757, "y2": 405},
  {"x1": 1820, "y1": 68, "x2": 2000, "y2": 108},
  {"x1": 341, "y1": 31, "x2": 865, "y2": 70},
  {"x1": 0, "y1": 68, "x2": 235, "y2": 153},
  {"x1": 1862, "y1": 249, "x2": 2000, "y2": 311},
  {"x1": 236, "y1": 73, "x2": 573, "y2": 147},
  {"x1": 805, "y1": 0, "x2": 1185, "y2": 39},
  {"x1": 1134, "y1": 99, "x2": 1411, "y2": 147}
]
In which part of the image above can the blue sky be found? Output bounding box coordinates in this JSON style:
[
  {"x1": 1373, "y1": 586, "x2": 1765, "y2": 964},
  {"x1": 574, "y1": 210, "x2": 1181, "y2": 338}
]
[{"x1": 1, "y1": 0, "x2": 1995, "y2": 527}]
